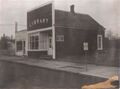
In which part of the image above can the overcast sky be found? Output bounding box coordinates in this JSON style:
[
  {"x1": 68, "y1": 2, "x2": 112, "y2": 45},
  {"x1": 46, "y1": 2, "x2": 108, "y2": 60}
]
[{"x1": 0, "y1": 0, "x2": 120, "y2": 38}]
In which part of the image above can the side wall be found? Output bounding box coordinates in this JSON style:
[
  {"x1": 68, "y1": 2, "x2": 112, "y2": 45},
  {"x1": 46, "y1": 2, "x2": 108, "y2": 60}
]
[
  {"x1": 15, "y1": 30, "x2": 27, "y2": 56},
  {"x1": 55, "y1": 27, "x2": 102, "y2": 58}
]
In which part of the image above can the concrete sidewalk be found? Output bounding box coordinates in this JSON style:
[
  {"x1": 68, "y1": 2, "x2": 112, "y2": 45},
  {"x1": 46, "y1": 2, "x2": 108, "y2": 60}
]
[{"x1": 0, "y1": 56, "x2": 119, "y2": 79}]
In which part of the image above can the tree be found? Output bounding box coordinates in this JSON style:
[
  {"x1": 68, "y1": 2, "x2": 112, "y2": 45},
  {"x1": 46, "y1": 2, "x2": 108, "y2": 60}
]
[{"x1": 0, "y1": 34, "x2": 9, "y2": 50}]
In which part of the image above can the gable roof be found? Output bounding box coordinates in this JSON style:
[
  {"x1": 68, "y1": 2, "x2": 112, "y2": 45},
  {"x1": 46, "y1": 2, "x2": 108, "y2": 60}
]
[{"x1": 55, "y1": 10, "x2": 105, "y2": 30}]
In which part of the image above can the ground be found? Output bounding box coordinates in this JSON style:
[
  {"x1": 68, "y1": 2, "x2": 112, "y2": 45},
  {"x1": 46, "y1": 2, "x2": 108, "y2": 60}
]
[{"x1": 0, "y1": 56, "x2": 119, "y2": 89}]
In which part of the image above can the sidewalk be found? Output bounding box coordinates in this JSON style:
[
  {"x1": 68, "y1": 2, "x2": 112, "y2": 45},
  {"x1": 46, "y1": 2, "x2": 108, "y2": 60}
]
[{"x1": 0, "y1": 56, "x2": 119, "y2": 79}]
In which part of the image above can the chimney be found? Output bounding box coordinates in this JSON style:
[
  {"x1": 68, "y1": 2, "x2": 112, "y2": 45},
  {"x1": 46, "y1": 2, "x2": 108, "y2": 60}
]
[{"x1": 70, "y1": 5, "x2": 75, "y2": 14}]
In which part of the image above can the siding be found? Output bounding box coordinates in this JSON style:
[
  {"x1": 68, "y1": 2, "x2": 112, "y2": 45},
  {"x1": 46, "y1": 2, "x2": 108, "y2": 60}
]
[{"x1": 55, "y1": 27, "x2": 101, "y2": 58}]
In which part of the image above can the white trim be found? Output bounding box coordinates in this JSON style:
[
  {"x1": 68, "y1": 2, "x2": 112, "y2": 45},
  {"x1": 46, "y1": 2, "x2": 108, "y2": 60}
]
[
  {"x1": 97, "y1": 35, "x2": 103, "y2": 50},
  {"x1": 27, "y1": 1, "x2": 54, "y2": 13},
  {"x1": 28, "y1": 49, "x2": 47, "y2": 51},
  {"x1": 26, "y1": 33, "x2": 28, "y2": 56},
  {"x1": 52, "y1": 1, "x2": 56, "y2": 59},
  {"x1": 27, "y1": 27, "x2": 52, "y2": 34}
]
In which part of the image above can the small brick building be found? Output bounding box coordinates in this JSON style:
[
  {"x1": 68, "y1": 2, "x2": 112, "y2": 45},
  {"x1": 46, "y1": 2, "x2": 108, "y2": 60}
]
[{"x1": 16, "y1": 1, "x2": 105, "y2": 59}]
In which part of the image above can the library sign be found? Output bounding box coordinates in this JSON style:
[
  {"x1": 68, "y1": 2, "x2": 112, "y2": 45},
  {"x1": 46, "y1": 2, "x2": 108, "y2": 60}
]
[{"x1": 27, "y1": 3, "x2": 52, "y2": 31}]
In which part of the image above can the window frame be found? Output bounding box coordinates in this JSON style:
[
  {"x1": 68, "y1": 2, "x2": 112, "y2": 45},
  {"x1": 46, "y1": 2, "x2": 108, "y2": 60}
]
[
  {"x1": 56, "y1": 35, "x2": 64, "y2": 42},
  {"x1": 97, "y1": 34, "x2": 103, "y2": 50},
  {"x1": 29, "y1": 33, "x2": 39, "y2": 50},
  {"x1": 16, "y1": 41, "x2": 23, "y2": 51}
]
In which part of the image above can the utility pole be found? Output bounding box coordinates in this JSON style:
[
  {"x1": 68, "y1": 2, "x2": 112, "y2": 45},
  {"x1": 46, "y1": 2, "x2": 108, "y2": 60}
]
[
  {"x1": 15, "y1": 22, "x2": 18, "y2": 56},
  {"x1": 15, "y1": 22, "x2": 18, "y2": 33}
]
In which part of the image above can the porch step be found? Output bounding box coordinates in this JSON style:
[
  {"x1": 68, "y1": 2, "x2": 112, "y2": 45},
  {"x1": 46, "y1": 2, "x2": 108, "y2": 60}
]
[{"x1": 39, "y1": 55, "x2": 52, "y2": 60}]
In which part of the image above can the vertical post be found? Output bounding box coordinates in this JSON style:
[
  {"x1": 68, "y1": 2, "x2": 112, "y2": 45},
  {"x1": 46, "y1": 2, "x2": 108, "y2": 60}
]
[
  {"x1": 15, "y1": 22, "x2": 18, "y2": 55},
  {"x1": 26, "y1": 32, "x2": 28, "y2": 56},
  {"x1": 15, "y1": 22, "x2": 18, "y2": 33},
  {"x1": 85, "y1": 51, "x2": 88, "y2": 71},
  {"x1": 83, "y1": 42, "x2": 88, "y2": 71},
  {"x1": 52, "y1": 1, "x2": 56, "y2": 59},
  {"x1": 95, "y1": 51, "x2": 98, "y2": 65}
]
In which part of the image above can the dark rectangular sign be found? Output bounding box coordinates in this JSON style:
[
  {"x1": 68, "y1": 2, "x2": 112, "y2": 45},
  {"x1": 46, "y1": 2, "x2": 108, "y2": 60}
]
[{"x1": 27, "y1": 3, "x2": 52, "y2": 31}]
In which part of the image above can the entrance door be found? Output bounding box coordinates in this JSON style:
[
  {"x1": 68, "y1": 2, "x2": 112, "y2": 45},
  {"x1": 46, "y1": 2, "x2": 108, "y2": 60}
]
[{"x1": 48, "y1": 37, "x2": 53, "y2": 55}]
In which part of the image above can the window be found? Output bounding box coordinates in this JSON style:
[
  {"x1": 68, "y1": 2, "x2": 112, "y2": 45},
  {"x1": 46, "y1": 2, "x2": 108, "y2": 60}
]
[
  {"x1": 39, "y1": 33, "x2": 48, "y2": 50},
  {"x1": 46, "y1": 18, "x2": 48, "y2": 23},
  {"x1": 40, "y1": 19, "x2": 42, "y2": 23},
  {"x1": 56, "y1": 35, "x2": 64, "y2": 42},
  {"x1": 32, "y1": 22, "x2": 34, "y2": 25},
  {"x1": 37, "y1": 19, "x2": 39, "y2": 24},
  {"x1": 35, "y1": 36, "x2": 39, "y2": 49},
  {"x1": 49, "y1": 38, "x2": 52, "y2": 48},
  {"x1": 43, "y1": 18, "x2": 45, "y2": 23},
  {"x1": 34, "y1": 20, "x2": 36, "y2": 25},
  {"x1": 16, "y1": 41, "x2": 22, "y2": 51},
  {"x1": 29, "y1": 35, "x2": 39, "y2": 49},
  {"x1": 97, "y1": 35, "x2": 103, "y2": 50}
]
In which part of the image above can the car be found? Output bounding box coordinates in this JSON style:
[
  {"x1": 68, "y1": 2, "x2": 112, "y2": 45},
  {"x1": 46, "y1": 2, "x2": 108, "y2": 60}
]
[{"x1": 82, "y1": 76, "x2": 119, "y2": 89}]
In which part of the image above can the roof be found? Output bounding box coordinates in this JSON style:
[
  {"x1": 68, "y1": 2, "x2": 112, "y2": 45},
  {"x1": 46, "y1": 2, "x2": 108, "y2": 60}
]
[
  {"x1": 15, "y1": 29, "x2": 27, "y2": 41},
  {"x1": 55, "y1": 10, "x2": 105, "y2": 30},
  {"x1": 16, "y1": 29, "x2": 27, "y2": 33}
]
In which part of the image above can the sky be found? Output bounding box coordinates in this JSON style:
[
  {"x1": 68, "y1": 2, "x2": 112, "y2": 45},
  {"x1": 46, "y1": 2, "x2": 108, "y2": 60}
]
[{"x1": 0, "y1": 0, "x2": 120, "y2": 38}]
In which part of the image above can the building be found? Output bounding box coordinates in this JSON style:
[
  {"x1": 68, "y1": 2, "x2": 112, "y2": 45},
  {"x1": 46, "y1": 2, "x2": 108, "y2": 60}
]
[
  {"x1": 16, "y1": 1, "x2": 105, "y2": 59},
  {"x1": 15, "y1": 29, "x2": 27, "y2": 56}
]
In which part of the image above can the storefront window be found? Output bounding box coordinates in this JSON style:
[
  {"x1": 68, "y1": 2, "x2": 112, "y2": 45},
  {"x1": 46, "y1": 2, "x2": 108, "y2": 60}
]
[{"x1": 29, "y1": 35, "x2": 39, "y2": 49}]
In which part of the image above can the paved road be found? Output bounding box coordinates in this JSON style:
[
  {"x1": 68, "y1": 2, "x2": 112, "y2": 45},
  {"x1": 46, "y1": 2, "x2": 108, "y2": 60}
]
[
  {"x1": 0, "y1": 56, "x2": 119, "y2": 79},
  {"x1": 0, "y1": 56, "x2": 119, "y2": 89}
]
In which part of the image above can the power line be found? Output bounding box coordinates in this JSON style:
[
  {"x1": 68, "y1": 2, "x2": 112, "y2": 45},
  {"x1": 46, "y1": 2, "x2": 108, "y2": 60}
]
[
  {"x1": 19, "y1": 24, "x2": 26, "y2": 27},
  {"x1": 0, "y1": 24, "x2": 13, "y2": 25},
  {"x1": 0, "y1": 24, "x2": 26, "y2": 27}
]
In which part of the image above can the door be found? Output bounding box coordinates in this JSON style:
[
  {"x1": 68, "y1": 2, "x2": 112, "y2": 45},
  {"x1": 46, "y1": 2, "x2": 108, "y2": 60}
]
[
  {"x1": 23, "y1": 41, "x2": 26, "y2": 55},
  {"x1": 48, "y1": 37, "x2": 53, "y2": 55}
]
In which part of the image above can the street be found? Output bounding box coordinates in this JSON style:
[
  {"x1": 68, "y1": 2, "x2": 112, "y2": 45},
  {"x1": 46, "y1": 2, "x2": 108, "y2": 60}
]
[{"x1": 0, "y1": 56, "x2": 119, "y2": 89}]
